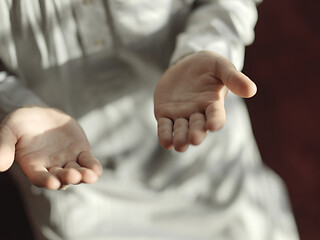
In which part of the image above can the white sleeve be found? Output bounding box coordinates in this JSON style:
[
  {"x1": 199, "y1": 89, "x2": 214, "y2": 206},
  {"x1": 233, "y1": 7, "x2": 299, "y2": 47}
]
[
  {"x1": 0, "y1": 69, "x2": 46, "y2": 120},
  {"x1": 0, "y1": 0, "x2": 46, "y2": 120},
  {"x1": 171, "y1": 0, "x2": 261, "y2": 70}
]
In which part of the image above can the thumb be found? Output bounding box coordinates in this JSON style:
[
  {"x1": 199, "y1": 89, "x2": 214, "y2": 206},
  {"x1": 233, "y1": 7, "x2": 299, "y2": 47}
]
[
  {"x1": 215, "y1": 56, "x2": 257, "y2": 98},
  {"x1": 0, "y1": 124, "x2": 17, "y2": 172}
]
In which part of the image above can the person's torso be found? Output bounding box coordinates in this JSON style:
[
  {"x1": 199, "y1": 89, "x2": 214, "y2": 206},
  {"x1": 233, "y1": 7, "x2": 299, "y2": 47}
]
[{"x1": 0, "y1": 0, "x2": 192, "y2": 117}]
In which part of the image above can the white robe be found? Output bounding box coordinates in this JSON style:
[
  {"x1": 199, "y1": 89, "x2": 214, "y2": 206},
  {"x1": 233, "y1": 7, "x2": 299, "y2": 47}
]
[{"x1": 0, "y1": 0, "x2": 299, "y2": 239}]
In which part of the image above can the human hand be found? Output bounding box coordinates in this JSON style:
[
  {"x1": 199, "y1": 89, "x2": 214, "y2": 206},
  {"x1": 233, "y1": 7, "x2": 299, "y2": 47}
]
[
  {"x1": 154, "y1": 51, "x2": 257, "y2": 152},
  {"x1": 0, "y1": 107, "x2": 102, "y2": 190}
]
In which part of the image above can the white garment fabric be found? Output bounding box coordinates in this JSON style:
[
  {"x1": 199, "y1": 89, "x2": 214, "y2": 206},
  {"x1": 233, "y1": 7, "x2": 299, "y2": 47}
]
[{"x1": 0, "y1": 0, "x2": 299, "y2": 239}]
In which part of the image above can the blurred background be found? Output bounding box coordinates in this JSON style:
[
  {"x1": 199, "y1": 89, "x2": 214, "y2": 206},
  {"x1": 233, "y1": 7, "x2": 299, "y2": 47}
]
[
  {"x1": 243, "y1": 0, "x2": 320, "y2": 239},
  {"x1": 0, "y1": 0, "x2": 319, "y2": 239}
]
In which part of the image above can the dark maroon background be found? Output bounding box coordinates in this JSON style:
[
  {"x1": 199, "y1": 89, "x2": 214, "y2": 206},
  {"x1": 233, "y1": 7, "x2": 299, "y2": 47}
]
[
  {"x1": 243, "y1": 0, "x2": 320, "y2": 240},
  {"x1": 0, "y1": 0, "x2": 319, "y2": 239}
]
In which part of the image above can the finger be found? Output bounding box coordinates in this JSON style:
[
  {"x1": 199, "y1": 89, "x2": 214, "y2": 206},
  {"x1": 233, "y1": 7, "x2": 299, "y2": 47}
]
[
  {"x1": 64, "y1": 161, "x2": 99, "y2": 184},
  {"x1": 205, "y1": 100, "x2": 226, "y2": 131},
  {"x1": 157, "y1": 118, "x2": 173, "y2": 149},
  {"x1": 188, "y1": 113, "x2": 207, "y2": 145},
  {"x1": 215, "y1": 56, "x2": 257, "y2": 98},
  {"x1": 49, "y1": 166, "x2": 82, "y2": 185},
  {"x1": 77, "y1": 151, "x2": 103, "y2": 176},
  {"x1": 25, "y1": 165, "x2": 61, "y2": 190},
  {"x1": 0, "y1": 124, "x2": 17, "y2": 171},
  {"x1": 173, "y1": 118, "x2": 189, "y2": 152}
]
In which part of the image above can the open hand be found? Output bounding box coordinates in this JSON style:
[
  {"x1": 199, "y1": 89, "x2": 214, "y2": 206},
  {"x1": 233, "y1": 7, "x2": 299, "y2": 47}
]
[
  {"x1": 154, "y1": 51, "x2": 257, "y2": 152},
  {"x1": 0, "y1": 107, "x2": 102, "y2": 189}
]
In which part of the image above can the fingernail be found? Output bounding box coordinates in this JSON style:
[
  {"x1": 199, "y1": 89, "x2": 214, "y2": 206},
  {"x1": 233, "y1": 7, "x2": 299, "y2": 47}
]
[{"x1": 60, "y1": 185, "x2": 69, "y2": 190}]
